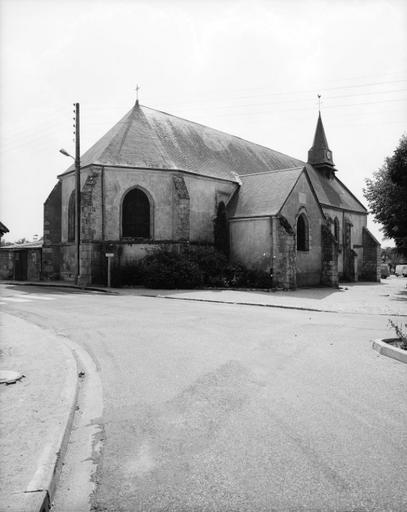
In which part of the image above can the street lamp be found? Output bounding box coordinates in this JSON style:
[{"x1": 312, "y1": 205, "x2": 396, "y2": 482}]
[
  {"x1": 59, "y1": 148, "x2": 73, "y2": 158},
  {"x1": 59, "y1": 102, "x2": 81, "y2": 285}
]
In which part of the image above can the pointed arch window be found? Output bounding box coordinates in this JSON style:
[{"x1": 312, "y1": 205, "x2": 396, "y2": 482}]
[
  {"x1": 296, "y1": 213, "x2": 309, "y2": 251},
  {"x1": 214, "y1": 201, "x2": 229, "y2": 256},
  {"x1": 122, "y1": 188, "x2": 151, "y2": 238},
  {"x1": 334, "y1": 217, "x2": 340, "y2": 242},
  {"x1": 68, "y1": 191, "x2": 75, "y2": 242}
]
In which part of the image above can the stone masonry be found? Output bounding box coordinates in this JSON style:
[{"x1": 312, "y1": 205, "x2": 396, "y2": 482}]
[
  {"x1": 321, "y1": 224, "x2": 339, "y2": 287},
  {"x1": 172, "y1": 175, "x2": 190, "y2": 241},
  {"x1": 273, "y1": 216, "x2": 296, "y2": 289},
  {"x1": 42, "y1": 181, "x2": 62, "y2": 280},
  {"x1": 361, "y1": 227, "x2": 380, "y2": 281}
]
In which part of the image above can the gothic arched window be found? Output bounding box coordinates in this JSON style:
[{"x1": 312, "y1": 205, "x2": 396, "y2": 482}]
[
  {"x1": 122, "y1": 188, "x2": 151, "y2": 238},
  {"x1": 296, "y1": 213, "x2": 309, "y2": 251},
  {"x1": 68, "y1": 191, "x2": 75, "y2": 242},
  {"x1": 214, "y1": 201, "x2": 229, "y2": 256},
  {"x1": 334, "y1": 217, "x2": 340, "y2": 242}
]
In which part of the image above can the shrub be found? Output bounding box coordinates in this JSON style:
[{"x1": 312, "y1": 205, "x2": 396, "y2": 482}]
[
  {"x1": 184, "y1": 246, "x2": 228, "y2": 284},
  {"x1": 111, "y1": 261, "x2": 144, "y2": 287},
  {"x1": 388, "y1": 319, "x2": 407, "y2": 350},
  {"x1": 109, "y1": 246, "x2": 273, "y2": 290},
  {"x1": 142, "y1": 249, "x2": 203, "y2": 289},
  {"x1": 244, "y1": 268, "x2": 273, "y2": 289},
  {"x1": 223, "y1": 263, "x2": 247, "y2": 287}
]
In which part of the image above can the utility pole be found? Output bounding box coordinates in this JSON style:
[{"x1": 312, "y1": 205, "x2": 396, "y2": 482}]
[{"x1": 74, "y1": 102, "x2": 81, "y2": 285}]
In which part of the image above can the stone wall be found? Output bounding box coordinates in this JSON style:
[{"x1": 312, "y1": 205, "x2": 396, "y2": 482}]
[
  {"x1": 273, "y1": 216, "x2": 296, "y2": 289},
  {"x1": 27, "y1": 249, "x2": 42, "y2": 280},
  {"x1": 321, "y1": 224, "x2": 339, "y2": 287},
  {"x1": 361, "y1": 227, "x2": 380, "y2": 281},
  {"x1": 0, "y1": 248, "x2": 42, "y2": 281},
  {"x1": 0, "y1": 250, "x2": 13, "y2": 279},
  {"x1": 81, "y1": 170, "x2": 102, "y2": 243},
  {"x1": 280, "y1": 172, "x2": 324, "y2": 287},
  {"x1": 229, "y1": 217, "x2": 272, "y2": 271},
  {"x1": 60, "y1": 244, "x2": 76, "y2": 281},
  {"x1": 172, "y1": 175, "x2": 190, "y2": 241},
  {"x1": 42, "y1": 181, "x2": 62, "y2": 279}
]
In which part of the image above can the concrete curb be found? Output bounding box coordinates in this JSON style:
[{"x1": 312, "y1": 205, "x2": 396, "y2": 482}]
[
  {"x1": 141, "y1": 293, "x2": 407, "y2": 317},
  {"x1": 372, "y1": 338, "x2": 407, "y2": 364},
  {"x1": 141, "y1": 293, "x2": 334, "y2": 314},
  {"x1": 1, "y1": 280, "x2": 115, "y2": 294},
  {"x1": 25, "y1": 339, "x2": 80, "y2": 512}
]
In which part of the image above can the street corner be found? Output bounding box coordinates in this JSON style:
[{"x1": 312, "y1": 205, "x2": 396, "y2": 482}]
[{"x1": 0, "y1": 313, "x2": 79, "y2": 510}]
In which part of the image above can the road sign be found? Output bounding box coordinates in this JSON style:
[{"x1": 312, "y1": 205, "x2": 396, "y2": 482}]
[{"x1": 105, "y1": 253, "x2": 114, "y2": 257}]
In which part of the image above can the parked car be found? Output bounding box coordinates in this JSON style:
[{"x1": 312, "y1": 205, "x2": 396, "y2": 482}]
[
  {"x1": 395, "y1": 264, "x2": 407, "y2": 277},
  {"x1": 380, "y1": 264, "x2": 390, "y2": 279}
]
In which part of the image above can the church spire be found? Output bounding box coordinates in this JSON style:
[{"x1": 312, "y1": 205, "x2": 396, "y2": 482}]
[{"x1": 307, "y1": 110, "x2": 335, "y2": 178}]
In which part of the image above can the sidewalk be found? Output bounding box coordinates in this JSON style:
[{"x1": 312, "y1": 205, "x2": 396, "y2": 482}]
[
  {"x1": 0, "y1": 313, "x2": 78, "y2": 512},
  {"x1": 123, "y1": 277, "x2": 407, "y2": 317},
  {"x1": 3, "y1": 277, "x2": 407, "y2": 316}
]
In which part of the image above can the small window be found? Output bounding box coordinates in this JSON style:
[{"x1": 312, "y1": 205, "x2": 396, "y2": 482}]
[
  {"x1": 296, "y1": 213, "x2": 309, "y2": 251},
  {"x1": 122, "y1": 188, "x2": 151, "y2": 238},
  {"x1": 68, "y1": 191, "x2": 75, "y2": 242},
  {"x1": 334, "y1": 217, "x2": 340, "y2": 242}
]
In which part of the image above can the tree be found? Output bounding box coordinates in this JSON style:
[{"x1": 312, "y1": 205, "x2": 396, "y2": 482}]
[{"x1": 364, "y1": 135, "x2": 407, "y2": 255}]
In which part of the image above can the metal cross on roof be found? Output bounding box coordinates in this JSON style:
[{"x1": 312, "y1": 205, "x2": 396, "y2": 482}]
[
  {"x1": 135, "y1": 84, "x2": 141, "y2": 103},
  {"x1": 318, "y1": 94, "x2": 322, "y2": 111}
]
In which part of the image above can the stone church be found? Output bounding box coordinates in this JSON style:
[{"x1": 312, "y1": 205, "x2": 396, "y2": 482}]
[{"x1": 42, "y1": 100, "x2": 380, "y2": 288}]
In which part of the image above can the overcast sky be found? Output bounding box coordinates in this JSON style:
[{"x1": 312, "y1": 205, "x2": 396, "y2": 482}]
[{"x1": 1, "y1": 0, "x2": 406, "y2": 245}]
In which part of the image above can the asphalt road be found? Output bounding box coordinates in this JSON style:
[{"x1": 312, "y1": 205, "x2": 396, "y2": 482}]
[{"x1": 1, "y1": 283, "x2": 406, "y2": 512}]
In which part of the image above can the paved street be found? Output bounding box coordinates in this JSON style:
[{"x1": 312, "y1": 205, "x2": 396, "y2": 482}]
[{"x1": 1, "y1": 281, "x2": 406, "y2": 511}]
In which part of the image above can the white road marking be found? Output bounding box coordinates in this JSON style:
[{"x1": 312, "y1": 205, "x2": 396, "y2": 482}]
[
  {"x1": 42, "y1": 294, "x2": 78, "y2": 299},
  {"x1": 15, "y1": 294, "x2": 54, "y2": 301},
  {"x1": 1, "y1": 297, "x2": 32, "y2": 303}
]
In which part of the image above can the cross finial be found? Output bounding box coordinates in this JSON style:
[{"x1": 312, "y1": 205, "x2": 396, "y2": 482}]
[
  {"x1": 317, "y1": 94, "x2": 322, "y2": 112},
  {"x1": 135, "y1": 84, "x2": 141, "y2": 105}
]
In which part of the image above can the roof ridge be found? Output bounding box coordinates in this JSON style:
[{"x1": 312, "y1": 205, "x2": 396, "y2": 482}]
[
  {"x1": 239, "y1": 166, "x2": 304, "y2": 177},
  {"x1": 140, "y1": 104, "x2": 305, "y2": 163}
]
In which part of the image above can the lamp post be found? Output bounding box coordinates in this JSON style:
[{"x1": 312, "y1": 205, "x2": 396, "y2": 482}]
[{"x1": 59, "y1": 102, "x2": 81, "y2": 285}]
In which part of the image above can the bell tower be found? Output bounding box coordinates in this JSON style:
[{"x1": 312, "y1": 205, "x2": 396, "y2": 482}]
[{"x1": 308, "y1": 112, "x2": 336, "y2": 179}]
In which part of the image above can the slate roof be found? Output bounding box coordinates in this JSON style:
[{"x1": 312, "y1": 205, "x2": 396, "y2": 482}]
[
  {"x1": 228, "y1": 168, "x2": 304, "y2": 217},
  {"x1": 308, "y1": 112, "x2": 335, "y2": 167},
  {"x1": 61, "y1": 103, "x2": 303, "y2": 182},
  {"x1": 60, "y1": 103, "x2": 366, "y2": 214},
  {"x1": 305, "y1": 164, "x2": 367, "y2": 213}
]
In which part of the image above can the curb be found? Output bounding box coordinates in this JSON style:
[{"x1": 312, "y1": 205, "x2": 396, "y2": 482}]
[
  {"x1": 25, "y1": 338, "x2": 80, "y2": 512},
  {"x1": 1, "y1": 280, "x2": 115, "y2": 294},
  {"x1": 372, "y1": 338, "x2": 407, "y2": 364},
  {"x1": 140, "y1": 293, "x2": 334, "y2": 314},
  {"x1": 141, "y1": 293, "x2": 407, "y2": 317}
]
